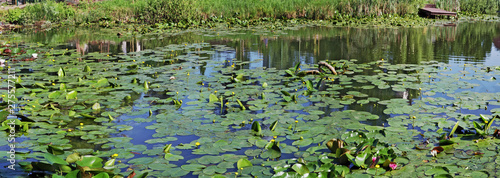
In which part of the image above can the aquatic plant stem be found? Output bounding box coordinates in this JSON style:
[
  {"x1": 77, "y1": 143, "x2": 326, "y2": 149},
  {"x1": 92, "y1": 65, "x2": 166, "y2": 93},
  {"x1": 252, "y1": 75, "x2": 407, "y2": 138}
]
[{"x1": 294, "y1": 121, "x2": 298, "y2": 133}]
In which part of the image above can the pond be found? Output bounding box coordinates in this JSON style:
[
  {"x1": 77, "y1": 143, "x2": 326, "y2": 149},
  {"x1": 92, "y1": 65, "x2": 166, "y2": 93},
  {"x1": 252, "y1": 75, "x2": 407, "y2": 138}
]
[{"x1": 1, "y1": 22, "x2": 500, "y2": 177}]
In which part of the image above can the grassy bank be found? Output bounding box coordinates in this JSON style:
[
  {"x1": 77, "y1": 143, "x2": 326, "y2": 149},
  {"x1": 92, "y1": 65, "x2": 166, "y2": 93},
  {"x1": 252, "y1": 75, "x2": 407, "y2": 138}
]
[{"x1": 0, "y1": 0, "x2": 498, "y2": 28}]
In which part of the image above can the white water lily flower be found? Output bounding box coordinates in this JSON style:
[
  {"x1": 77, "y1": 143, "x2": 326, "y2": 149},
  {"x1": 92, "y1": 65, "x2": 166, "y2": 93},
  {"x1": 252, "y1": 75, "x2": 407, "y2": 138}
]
[
  {"x1": 32, "y1": 53, "x2": 38, "y2": 59},
  {"x1": 430, "y1": 150, "x2": 438, "y2": 157}
]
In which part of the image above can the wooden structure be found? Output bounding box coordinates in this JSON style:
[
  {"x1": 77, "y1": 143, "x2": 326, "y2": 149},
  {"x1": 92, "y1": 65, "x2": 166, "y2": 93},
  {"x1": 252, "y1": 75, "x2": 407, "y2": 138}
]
[{"x1": 419, "y1": 4, "x2": 456, "y2": 18}]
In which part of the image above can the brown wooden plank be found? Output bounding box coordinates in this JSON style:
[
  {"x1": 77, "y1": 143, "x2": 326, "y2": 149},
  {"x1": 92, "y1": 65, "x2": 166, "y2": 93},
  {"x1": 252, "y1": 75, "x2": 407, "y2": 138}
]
[{"x1": 419, "y1": 4, "x2": 456, "y2": 17}]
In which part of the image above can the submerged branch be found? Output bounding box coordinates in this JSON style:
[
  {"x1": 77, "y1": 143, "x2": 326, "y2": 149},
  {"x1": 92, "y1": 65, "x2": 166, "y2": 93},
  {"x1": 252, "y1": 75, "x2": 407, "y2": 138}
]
[
  {"x1": 318, "y1": 61, "x2": 337, "y2": 75},
  {"x1": 303, "y1": 70, "x2": 321, "y2": 74}
]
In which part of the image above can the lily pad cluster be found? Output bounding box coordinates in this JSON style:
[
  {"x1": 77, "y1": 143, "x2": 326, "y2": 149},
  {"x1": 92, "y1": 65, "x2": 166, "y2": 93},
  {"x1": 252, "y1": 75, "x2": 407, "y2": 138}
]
[
  {"x1": 274, "y1": 131, "x2": 401, "y2": 177},
  {"x1": 0, "y1": 26, "x2": 500, "y2": 178}
]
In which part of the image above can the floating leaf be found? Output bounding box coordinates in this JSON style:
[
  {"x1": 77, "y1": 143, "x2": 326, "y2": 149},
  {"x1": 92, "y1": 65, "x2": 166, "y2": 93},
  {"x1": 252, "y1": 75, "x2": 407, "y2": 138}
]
[
  {"x1": 236, "y1": 158, "x2": 252, "y2": 169},
  {"x1": 48, "y1": 91, "x2": 61, "y2": 99},
  {"x1": 47, "y1": 145, "x2": 64, "y2": 155},
  {"x1": 103, "y1": 158, "x2": 116, "y2": 169},
  {"x1": 209, "y1": 94, "x2": 219, "y2": 103},
  {"x1": 291, "y1": 163, "x2": 309, "y2": 175},
  {"x1": 281, "y1": 90, "x2": 291, "y2": 96},
  {"x1": 66, "y1": 153, "x2": 80, "y2": 163},
  {"x1": 96, "y1": 78, "x2": 109, "y2": 88},
  {"x1": 93, "y1": 173, "x2": 109, "y2": 178},
  {"x1": 165, "y1": 153, "x2": 184, "y2": 161},
  {"x1": 44, "y1": 153, "x2": 68, "y2": 165},
  {"x1": 181, "y1": 164, "x2": 206, "y2": 172},
  {"x1": 425, "y1": 167, "x2": 449, "y2": 176},
  {"x1": 76, "y1": 156, "x2": 103, "y2": 169},
  {"x1": 66, "y1": 91, "x2": 77, "y2": 100}
]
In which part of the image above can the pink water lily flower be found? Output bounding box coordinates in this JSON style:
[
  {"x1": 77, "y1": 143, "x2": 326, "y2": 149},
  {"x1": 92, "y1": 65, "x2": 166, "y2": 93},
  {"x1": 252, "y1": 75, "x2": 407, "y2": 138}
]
[
  {"x1": 372, "y1": 157, "x2": 377, "y2": 162},
  {"x1": 389, "y1": 162, "x2": 397, "y2": 170}
]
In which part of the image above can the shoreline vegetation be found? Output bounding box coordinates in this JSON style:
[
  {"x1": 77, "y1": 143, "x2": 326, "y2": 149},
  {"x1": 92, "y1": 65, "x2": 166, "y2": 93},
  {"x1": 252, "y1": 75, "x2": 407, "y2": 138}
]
[{"x1": 0, "y1": 0, "x2": 498, "y2": 32}]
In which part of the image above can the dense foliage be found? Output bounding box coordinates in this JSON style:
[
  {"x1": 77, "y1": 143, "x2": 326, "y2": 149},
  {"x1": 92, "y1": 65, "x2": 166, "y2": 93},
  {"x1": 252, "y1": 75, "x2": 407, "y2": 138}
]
[{"x1": 0, "y1": 0, "x2": 498, "y2": 26}]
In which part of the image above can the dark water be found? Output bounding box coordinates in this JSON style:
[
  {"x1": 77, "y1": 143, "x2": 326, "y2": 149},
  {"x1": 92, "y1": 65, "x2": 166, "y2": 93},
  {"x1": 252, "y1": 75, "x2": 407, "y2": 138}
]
[
  {"x1": 14, "y1": 22, "x2": 500, "y2": 68},
  {"x1": 1, "y1": 22, "x2": 500, "y2": 177}
]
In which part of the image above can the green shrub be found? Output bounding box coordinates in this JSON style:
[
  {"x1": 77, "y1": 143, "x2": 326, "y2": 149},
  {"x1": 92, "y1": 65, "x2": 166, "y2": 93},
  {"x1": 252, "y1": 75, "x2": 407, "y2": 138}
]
[
  {"x1": 6, "y1": 8, "x2": 23, "y2": 24},
  {"x1": 22, "y1": 0, "x2": 75, "y2": 24},
  {"x1": 135, "y1": 0, "x2": 200, "y2": 24},
  {"x1": 460, "y1": 0, "x2": 498, "y2": 14}
]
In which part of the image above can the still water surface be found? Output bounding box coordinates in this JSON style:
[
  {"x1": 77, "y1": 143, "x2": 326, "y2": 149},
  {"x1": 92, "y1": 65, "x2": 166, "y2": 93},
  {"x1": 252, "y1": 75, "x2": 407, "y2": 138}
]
[{"x1": 1, "y1": 22, "x2": 500, "y2": 177}]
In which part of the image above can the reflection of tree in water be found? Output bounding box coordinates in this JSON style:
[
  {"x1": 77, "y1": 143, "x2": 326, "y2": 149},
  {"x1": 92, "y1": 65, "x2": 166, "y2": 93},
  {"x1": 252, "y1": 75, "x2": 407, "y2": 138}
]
[
  {"x1": 17, "y1": 23, "x2": 500, "y2": 68},
  {"x1": 223, "y1": 23, "x2": 499, "y2": 69},
  {"x1": 434, "y1": 22, "x2": 500, "y2": 62}
]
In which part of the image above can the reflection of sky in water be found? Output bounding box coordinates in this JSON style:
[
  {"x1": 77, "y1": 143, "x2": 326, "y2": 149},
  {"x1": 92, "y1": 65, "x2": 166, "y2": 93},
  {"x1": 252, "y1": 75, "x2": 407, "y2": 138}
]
[{"x1": 486, "y1": 44, "x2": 500, "y2": 66}]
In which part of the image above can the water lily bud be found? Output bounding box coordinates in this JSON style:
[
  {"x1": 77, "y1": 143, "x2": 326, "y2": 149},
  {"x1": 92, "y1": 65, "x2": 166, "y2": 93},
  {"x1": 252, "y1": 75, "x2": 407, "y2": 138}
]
[
  {"x1": 389, "y1": 163, "x2": 397, "y2": 170},
  {"x1": 195, "y1": 142, "x2": 200, "y2": 146}
]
